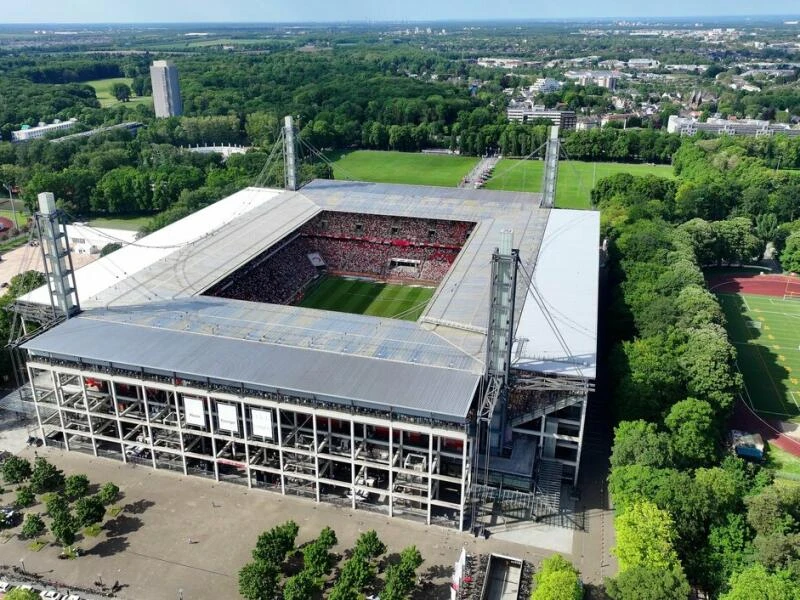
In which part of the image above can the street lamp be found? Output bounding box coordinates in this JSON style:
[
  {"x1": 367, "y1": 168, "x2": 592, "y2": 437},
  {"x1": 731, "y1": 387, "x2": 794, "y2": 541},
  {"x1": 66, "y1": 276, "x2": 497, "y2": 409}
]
[{"x1": 1, "y1": 183, "x2": 19, "y2": 230}]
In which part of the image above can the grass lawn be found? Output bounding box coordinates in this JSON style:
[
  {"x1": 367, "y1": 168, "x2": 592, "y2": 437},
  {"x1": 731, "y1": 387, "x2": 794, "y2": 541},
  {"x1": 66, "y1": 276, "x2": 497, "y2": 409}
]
[
  {"x1": 298, "y1": 276, "x2": 435, "y2": 321},
  {"x1": 0, "y1": 208, "x2": 28, "y2": 228},
  {"x1": 85, "y1": 77, "x2": 152, "y2": 109},
  {"x1": 484, "y1": 159, "x2": 675, "y2": 209},
  {"x1": 87, "y1": 215, "x2": 151, "y2": 231},
  {"x1": 331, "y1": 150, "x2": 478, "y2": 188},
  {"x1": 765, "y1": 443, "x2": 800, "y2": 481},
  {"x1": 717, "y1": 293, "x2": 800, "y2": 422}
]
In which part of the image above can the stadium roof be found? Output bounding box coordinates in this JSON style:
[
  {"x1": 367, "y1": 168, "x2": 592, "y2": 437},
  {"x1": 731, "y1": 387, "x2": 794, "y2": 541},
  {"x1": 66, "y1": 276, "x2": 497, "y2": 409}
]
[{"x1": 22, "y1": 180, "x2": 599, "y2": 419}]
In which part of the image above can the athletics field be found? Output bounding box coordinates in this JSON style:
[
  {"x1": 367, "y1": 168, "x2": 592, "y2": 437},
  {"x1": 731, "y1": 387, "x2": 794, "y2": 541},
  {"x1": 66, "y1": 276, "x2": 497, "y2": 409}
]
[{"x1": 711, "y1": 273, "x2": 800, "y2": 422}]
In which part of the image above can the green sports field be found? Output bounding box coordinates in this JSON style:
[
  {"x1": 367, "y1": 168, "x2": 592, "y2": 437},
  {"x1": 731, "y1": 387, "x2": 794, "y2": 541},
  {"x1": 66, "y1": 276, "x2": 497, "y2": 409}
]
[
  {"x1": 331, "y1": 150, "x2": 478, "y2": 187},
  {"x1": 298, "y1": 276, "x2": 435, "y2": 321},
  {"x1": 718, "y1": 293, "x2": 800, "y2": 422},
  {"x1": 484, "y1": 159, "x2": 675, "y2": 209}
]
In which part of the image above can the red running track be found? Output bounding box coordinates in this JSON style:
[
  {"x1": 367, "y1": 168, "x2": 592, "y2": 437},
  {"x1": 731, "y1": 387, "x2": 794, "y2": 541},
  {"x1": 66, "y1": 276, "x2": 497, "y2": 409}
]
[{"x1": 707, "y1": 272, "x2": 800, "y2": 298}]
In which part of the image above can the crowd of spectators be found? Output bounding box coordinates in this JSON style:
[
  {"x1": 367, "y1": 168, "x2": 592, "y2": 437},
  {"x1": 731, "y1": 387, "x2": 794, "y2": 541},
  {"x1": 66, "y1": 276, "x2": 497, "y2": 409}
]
[
  {"x1": 207, "y1": 213, "x2": 470, "y2": 305},
  {"x1": 302, "y1": 211, "x2": 474, "y2": 248},
  {"x1": 208, "y1": 236, "x2": 318, "y2": 304}
]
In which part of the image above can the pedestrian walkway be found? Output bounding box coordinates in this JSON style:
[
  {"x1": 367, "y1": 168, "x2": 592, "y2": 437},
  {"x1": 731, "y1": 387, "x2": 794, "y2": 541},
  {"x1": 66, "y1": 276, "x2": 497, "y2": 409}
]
[{"x1": 459, "y1": 155, "x2": 501, "y2": 189}]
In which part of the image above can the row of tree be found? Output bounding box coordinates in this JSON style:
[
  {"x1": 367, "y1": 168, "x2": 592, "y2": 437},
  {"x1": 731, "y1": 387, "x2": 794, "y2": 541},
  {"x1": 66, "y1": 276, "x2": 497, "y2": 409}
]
[
  {"x1": 600, "y1": 149, "x2": 800, "y2": 597},
  {"x1": 238, "y1": 521, "x2": 422, "y2": 600},
  {"x1": 2, "y1": 456, "x2": 120, "y2": 548}
]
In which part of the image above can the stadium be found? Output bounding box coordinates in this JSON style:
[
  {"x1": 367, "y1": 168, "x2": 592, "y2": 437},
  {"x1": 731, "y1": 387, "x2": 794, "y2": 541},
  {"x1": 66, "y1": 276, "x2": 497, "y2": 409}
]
[{"x1": 13, "y1": 135, "x2": 598, "y2": 532}]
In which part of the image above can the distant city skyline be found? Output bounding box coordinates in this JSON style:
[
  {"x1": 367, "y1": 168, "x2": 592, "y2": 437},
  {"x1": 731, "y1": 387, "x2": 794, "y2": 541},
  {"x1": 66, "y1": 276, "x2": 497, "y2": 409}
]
[{"x1": 1, "y1": 0, "x2": 798, "y2": 24}]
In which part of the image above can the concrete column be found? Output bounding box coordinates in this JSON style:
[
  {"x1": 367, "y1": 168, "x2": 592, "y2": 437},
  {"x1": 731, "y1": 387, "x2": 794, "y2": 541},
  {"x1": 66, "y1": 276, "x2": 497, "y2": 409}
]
[
  {"x1": 276, "y1": 406, "x2": 285, "y2": 495},
  {"x1": 27, "y1": 365, "x2": 45, "y2": 443},
  {"x1": 573, "y1": 398, "x2": 588, "y2": 486},
  {"x1": 79, "y1": 375, "x2": 97, "y2": 456}
]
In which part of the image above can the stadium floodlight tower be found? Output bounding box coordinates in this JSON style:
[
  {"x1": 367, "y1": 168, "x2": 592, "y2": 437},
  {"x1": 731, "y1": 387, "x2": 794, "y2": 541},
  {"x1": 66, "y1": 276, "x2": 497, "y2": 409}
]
[
  {"x1": 34, "y1": 192, "x2": 80, "y2": 320},
  {"x1": 475, "y1": 229, "x2": 518, "y2": 488},
  {"x1": 541, "y1": 126, "x2": 560, "y2": 208},
  {"x1": 284, "y1": 115, "x2": 298, "y2": 191}
]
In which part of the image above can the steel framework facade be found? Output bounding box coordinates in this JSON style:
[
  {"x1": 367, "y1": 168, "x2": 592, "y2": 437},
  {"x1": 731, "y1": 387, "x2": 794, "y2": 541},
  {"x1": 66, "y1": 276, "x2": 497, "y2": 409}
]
[{"x1": 26, "y1": 360, "x2": 472, "y2": 531}]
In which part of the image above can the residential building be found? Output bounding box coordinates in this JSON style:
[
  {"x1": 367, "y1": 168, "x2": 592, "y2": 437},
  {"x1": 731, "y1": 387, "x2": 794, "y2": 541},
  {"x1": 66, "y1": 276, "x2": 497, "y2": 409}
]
[
  {"x1": 667, "y1": 115, "x2": 800, "y2": 137},
  {"x1": 506, "y1": 102, "x2": 577, "y2": 129},
  {"x1": 150, "y1": 60, "x2": 183, "y2": 118},
  {"x1": 530, "y1": 78, "x2": 562, "y2": 94}
]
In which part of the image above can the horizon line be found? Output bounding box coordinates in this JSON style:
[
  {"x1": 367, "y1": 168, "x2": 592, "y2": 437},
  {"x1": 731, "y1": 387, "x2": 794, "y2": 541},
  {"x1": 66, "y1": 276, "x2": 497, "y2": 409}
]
[{"x1": 2, "y1": 14, "x2": 800, "y2": 26}]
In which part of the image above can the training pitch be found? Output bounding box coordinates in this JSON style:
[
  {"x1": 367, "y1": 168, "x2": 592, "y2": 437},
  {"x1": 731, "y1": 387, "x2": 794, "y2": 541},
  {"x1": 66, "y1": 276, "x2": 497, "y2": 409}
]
[
  {"x1": 298, "y1": 275, "x2": 435, "y2": 321},
  {"x1": 484, "y1": 159, "x2": 675, "y2": 209},
  {"x1": 713, "y1": 274, "x2": 800, "y2": 422},
  {"x1": 331, "y1": 150, "x2": 478, "y2": 187}
]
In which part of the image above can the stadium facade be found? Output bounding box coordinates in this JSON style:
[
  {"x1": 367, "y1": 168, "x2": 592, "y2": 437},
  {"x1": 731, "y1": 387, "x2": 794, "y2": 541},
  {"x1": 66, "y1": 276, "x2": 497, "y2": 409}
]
[{"x1": 16, "y1": 179, "x2": 598, "y2": 531}]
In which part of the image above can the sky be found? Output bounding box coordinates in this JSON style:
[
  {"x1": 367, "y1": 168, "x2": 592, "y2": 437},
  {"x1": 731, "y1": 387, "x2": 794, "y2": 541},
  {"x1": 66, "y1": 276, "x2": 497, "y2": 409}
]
[{"x1": 1, "y1": 0, "x2": 798, "y2": 24}]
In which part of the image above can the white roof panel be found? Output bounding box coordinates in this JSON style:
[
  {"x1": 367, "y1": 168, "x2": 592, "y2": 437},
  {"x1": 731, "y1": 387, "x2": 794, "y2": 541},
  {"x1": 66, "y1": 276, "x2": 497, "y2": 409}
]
[{"x1": 512, "y1": 210, "x2": 599, "y2": 378}]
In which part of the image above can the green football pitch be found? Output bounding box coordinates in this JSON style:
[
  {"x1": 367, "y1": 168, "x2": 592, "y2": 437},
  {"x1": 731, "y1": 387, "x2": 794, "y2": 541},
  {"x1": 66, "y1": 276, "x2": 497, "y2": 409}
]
[
  {"x1": 484, "y1": 159, "x2": 675, "y2": 209},
  {"x1": 298, "y1": 276, "x2": 435, "y2": 321},
  {"x1": 718, "y1": 293, "x2": 800, "y2": 422}
]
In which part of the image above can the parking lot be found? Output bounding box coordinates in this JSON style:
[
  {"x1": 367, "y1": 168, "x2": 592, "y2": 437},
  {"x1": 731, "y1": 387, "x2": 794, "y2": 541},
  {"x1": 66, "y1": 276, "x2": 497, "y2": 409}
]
[{"x1": 0, "y1": 447, "x2": 560, "y2": 600}]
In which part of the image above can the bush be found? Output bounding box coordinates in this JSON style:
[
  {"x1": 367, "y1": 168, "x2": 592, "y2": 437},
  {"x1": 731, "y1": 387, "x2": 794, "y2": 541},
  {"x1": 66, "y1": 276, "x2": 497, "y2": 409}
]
[
  {"x1": 14, "y1": 485, "x2": 35, "y2": 508},
  {"x1": 29, "y1": 457, "x2": 64, "y2": 493},
  {"x1": 74, "y1": 495, "x2": 106, "y2": 527},
  {"x1": 98, "y1": 482, "x2": 120, "y2": 505},
  {"x1": 64, "y1": 474, "x2": 90, "y2": 500},
  {"x1": 21, "y1": 513, "x2": 45, "y2": 539}
]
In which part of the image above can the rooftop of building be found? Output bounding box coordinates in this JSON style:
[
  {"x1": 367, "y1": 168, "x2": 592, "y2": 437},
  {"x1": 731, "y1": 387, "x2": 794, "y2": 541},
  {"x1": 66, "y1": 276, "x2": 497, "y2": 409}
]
[{"x1": 22, "y1": 179, "x2": 599, "y2": 420}]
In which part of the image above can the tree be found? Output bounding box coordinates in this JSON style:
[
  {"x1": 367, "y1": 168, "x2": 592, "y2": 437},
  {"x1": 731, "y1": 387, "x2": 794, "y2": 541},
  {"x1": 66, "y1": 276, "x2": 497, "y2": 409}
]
[
  {"x1": 6, "y1": 589, "x2": 40, "y2": 600},
  {"x1": 44, "y1": 493, "x2": 69, "y2": 518},
  {"x1": 50, "y1": 509, "x2": 77, "y2": 546},
  {"x1": 252, "y1": 520, "x2": 299, "y2": 564},
  {"x1": 354, "y1": 529, "x2": 385, "y2": 560},
  {"x1": 532, "y1": 554, "x2": 582, "y2": 600},
  {"x1": 605, "y1": 565, "x2": 690, "y2": 600},
  {"x1": 698, "y1": 513, "x2": 754, "y2": 594},
  {"x1": 111, "y1": 82, "x2": 131, "y2": 102},
  {"x1": 64, "y1": 473, "x2": 90, "y2": 500},
  {"x1": 98, "y1": 482, "x2": 120, "y2": 505},
  {"x1": 29, "y1": 457, "x2": 64, "y2": 494},
  {"x1": 21, "y1": 513, "x2": 45, "y2": 539},
  {"x1": 532, "y1": 570, "x2": 583, "y2": 600},
  {"x1": 74, "y1": 495, "x2": 106, "y2": 527},
  {"x1": 238, "y1": 560, "x2": 279, "y2": 600},
  {"x1": 15, "y1": 485, "x2": 35, "y2": 508},
  {"x1": 303, "y1": 526, "x2": 338, "y2": 577},
  {"x1": 2, "y1": 456, "x2": 32, "y2": 484},
  {"x1": 610, "y1": 421, "x2": 672, "y2": 469},
  {"x1": 664, "y1": 398, "x2": 718, "y2": 468},
  {"x1": 283, "y1": 570, "x2": 318, "y2": 600},
  {"x1": 781, "y1": 230, "x2": 800, "y2": 274},
  {"x1": 720, "y1": 564, "x2": 799, "y2": 600},
  {"x1": 382, "y1": 546, "x2": 423, "y2": 600},
  {"x1": 613, "y1": 501, "x2": 681, "y2": 572},
  {"x1": 99, "y1": 242, "x2": 122, "y2": 256},
  {"x1": 746, "y1": 485, "x2": 800, "y2": 536}
]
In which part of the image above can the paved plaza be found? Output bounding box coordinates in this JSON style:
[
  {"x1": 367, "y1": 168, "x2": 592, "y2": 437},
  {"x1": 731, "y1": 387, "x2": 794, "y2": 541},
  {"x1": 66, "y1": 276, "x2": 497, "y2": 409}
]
[{"x1": 0, "y1": 446, "x2": 566, "y2": 600}]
